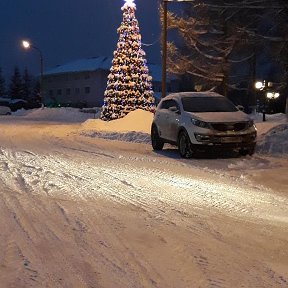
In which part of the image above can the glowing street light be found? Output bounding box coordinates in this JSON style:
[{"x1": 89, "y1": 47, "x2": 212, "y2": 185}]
[
  {"x1": 21, "y1": 39, "x2": 44, "y2": 106},
  {"x1": 255, "y1": 80, "x2": 279, "y2": 121},
  {"x1": 255, "y1": 81, "x2": 264, "y2": 90},
  {"x1": 266, "y1": 92, "x2": 280, "y2": 99},
  {"x1": 22, "y1": 40, "x2": 31, "y2": 49},
  {"x1": 255, "y1": 80, "x2": 268, "y2": 121}
]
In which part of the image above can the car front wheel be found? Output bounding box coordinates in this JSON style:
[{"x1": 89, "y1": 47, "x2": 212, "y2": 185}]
[
  {"x1": 178, "y1": 131, "x2": 194, "y2": 158},
  {"x1": 151, "y1": 125, "x2": 164, "y2": 151},
  {"x1": 239, "y1": 144, "x2": 256, "y2": 156}
]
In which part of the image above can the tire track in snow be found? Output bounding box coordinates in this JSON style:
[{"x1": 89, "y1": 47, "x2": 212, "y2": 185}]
[
  {"x1": 0, "y1": 147, "x2": 287, "y2": 225},
  {"x1": 0, "y1": 146, "x2": 287, "y2": 287}
]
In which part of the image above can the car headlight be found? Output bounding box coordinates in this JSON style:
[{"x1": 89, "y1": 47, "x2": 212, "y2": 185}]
[
  {"x1": 247, "y1": 120, "x2": 254, "y2": 128},
  {"x1": 191, "y1": 118, "x2": 209, "y2": 128}
]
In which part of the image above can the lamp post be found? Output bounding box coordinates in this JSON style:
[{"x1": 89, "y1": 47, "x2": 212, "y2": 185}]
[
  {"x1": 161, "y1": 0, "x2": 193, "y2": 99},
  {"x1": 22, "y1": 40, "x2": 44, "y2": 106},
  {"x1": 255, "y1": 80, "x2": 279, "y2": 122}
]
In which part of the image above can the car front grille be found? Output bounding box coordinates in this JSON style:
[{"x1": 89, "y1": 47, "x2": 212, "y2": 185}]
[{"x1": 211, "y1": 122, "x2": 247, "y2": 132}]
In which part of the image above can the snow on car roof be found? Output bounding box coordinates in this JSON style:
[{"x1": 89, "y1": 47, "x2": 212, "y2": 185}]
[{"x1": 164, "y1": 91, "x2": 224, "y2": 101}]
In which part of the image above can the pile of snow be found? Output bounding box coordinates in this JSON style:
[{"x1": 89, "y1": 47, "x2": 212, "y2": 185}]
[
  {"x1": 256, "y1": 124, "x2": 288, "y2": 155},
  {"x1": 80, "y1": 109, "x2": 153, "y2": 143},
  {"x1": 82, "y1": 109, "x2": 153, "y2": 133},
  {"x1": 13, "y1": 107, "x2": 99, "y2": 123},
  {"x1": 251, "y1": 113, "x2": 288, "y2": 156},
  {"x1": 251, "y1": 112, "x2": 287, "y2": 135},
  {"x1": 81, "y1": 131, "x2": 151, "y2": 144}
]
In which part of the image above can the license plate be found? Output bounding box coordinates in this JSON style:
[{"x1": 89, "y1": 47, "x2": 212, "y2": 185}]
[{"x1": 221, "y1": 137, "x2": 242, "y2": 143}]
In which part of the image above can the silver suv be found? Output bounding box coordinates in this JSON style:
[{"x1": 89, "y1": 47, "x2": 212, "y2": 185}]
[{"x1": 151, "y1": 92, "x2": 257, "y2": 158}]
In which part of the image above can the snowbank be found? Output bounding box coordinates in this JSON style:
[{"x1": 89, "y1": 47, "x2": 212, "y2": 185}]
[
  {"x1": 81, "y1": 131, "x2": 151, "y2": 144},
  {"x1": 252, "y1": 113, "x2": 287, "y2": 135},
  {"x1": 13, "y1": 107, "x2": 99, "y2": 123},
  {"x1": 251, "y1": 113, "x2": 288, "y2": 156},
  {"x1": 257, "y1": 124, "x2": 288, "y2": 155},
  {"x1": 80, "y1": 109, "x2": 153, "y2": 143},
  {"x1": 81, "y1": 110, "x2": 288, "y2": 156},
  {"x1": 11, "y1": 107, "x2": 288, "y2": 156},
  {"x1": 81, "y1": 109, "x2": 153, "y2": 133}
]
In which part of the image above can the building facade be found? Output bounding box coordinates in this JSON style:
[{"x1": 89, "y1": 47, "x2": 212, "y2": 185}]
[{"x1": 43, "y1": 56, "x2": 179, "y2": 108}]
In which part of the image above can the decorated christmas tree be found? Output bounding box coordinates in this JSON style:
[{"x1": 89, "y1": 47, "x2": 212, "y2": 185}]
[{"x1": 101, "y1": 0, "x2": 155, "y2": 121}]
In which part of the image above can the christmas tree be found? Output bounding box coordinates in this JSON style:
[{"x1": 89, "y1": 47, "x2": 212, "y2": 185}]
[{"x1": 101, "y1": 0, "x2": 155, "y2": 121}]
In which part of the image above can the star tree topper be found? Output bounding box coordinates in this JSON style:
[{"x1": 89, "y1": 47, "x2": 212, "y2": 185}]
[{"x1": 123, "y1": 0, "x2": 136, "y2": 9}]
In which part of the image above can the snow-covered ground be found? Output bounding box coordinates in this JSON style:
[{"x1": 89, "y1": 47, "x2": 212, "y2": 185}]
[{"x1": 0, "y1": 107, "x2": 287, "y2": 287}]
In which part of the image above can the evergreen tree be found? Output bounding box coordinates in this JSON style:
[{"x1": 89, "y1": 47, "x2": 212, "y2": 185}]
[
  {"x1": 101, "y1": 0, "x2": 155, "y2": 121},
  {"x1": 0, "y1": 68, "x2": 6, "y2": 98},
  {"x1": 8, "y1": 66, "x2": 23, "y2": 99},
  {"x1": 22, "y1": 67, "x2": 32, "y2": 101},
  {"x1": 32, "y1": 79, "x2": 41, "y2": 106},
  {"x1": 163, "y1": 0, "x2": 287, "y2": 96},
  {"x1": 162, "y1": 1, "x2": 260, "y2": 94}
]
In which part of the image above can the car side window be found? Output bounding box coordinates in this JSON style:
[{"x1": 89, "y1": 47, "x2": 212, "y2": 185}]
[
  {"x1": 168, "y1": 100, "x2": 179, "y2": 110},
  {"x1": 159, "y1": 99, "x2": 180, "y2": 111},
  {"x1": 159, "y1": 100, "x2": 170, "y2": 110}
]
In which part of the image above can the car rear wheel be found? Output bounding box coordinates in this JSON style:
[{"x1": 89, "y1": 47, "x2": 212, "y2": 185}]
[
  {"x1": 178, "y1": 131, "x2": 194, "y2": 158},
  {"x1": 151, "y1": 125, "x2": 164, "y2": 151}
]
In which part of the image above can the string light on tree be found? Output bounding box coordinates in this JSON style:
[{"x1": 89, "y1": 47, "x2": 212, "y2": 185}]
[{"x1": 101, "y1": 0, "x2": 155, "y2": 121}]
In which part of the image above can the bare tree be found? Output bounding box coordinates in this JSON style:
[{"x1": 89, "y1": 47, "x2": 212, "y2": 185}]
[{"x1": 161, "y1": 0, "x2": 287, "y2": 98}]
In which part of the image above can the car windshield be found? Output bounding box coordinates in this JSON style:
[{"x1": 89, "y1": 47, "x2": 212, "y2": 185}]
[{"x1": 181, "y1": 97, "x2": 238, "y2": 113}]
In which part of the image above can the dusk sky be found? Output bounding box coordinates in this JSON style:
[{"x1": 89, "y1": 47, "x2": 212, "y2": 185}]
[{"x1": 0, "y1": 0, "x2": 162, "y2": 78}]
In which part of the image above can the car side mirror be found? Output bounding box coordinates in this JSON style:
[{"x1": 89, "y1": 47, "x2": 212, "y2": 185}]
[
  {"x1": 237, "y1": 105, "x2": 244, "y2": 111},
  {"x1": 168, "y1": 106, "x2": 180, "y2": 114}
]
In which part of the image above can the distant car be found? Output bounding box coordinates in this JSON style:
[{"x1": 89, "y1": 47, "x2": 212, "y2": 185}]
[
  {"x1": 151, "y1": 91, "x2": 257, "y2": 158},
  {"x1": 8, "y1": 99, "x2": 27, "y2": 112},
  {"x1": 0, "y1": 106, "x2": 12, "y2": 115}
]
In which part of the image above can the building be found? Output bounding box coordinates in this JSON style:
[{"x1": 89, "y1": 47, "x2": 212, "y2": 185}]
[{"x1": 43, "y1": 56, "x2": 179, "y2": 108}]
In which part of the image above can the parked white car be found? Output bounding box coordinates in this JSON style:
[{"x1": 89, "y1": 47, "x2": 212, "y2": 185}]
[
  {"x1": 0, "y1": 106, "x2": 12, "y2": 115},
  {"x1": 151, "y1": 91, "x2": 257, "y2": 158}
]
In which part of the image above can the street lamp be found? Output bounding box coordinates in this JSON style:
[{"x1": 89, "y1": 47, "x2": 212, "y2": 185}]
[
  {"x1": 161, "y1": 0, "x2": 194, "y2": 98},
  {"x1": 255, "y1": 80, "x2": 279, "y2": 122},
  {"x1": 22, "y1": 40, "x2": 44, "y2": 106},
  {"x1": 266, "y1": 92, "x2": 280, "y2": 100},
  {"x1": 255, "y1": 81, "x2": 264, "y2": 90},
  {"x1": 255, "y1": 80, "x2": 268, "y2": 122}
]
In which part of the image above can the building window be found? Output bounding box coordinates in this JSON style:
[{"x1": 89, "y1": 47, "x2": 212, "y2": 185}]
[
  {"x1": 49, "y1": 90, "x2": 54, "y2": 96},
  {"x1": 66, "y1": 88, "x2": 71, "y2": 95},
  {"x1": 75, "y1": 88, "x2": 80, "y2": 94},
  {"x1": 85, "y1": 87, "x2": 90, "y2": 94},
  {"x1": 84, "y1": 73, "x2": 90, "y2": 79},
  {"x1": 57, "y1": 89, "x2": 62, "y2": 96}
]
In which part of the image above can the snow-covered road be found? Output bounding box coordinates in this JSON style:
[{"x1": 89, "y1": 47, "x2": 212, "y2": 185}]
[
  {"x1": 0, "y1": 119, "x2": 287, "y2": 287},
  {"x1": 1, "y1": 144, "x2": 287, "y2": 225}
]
